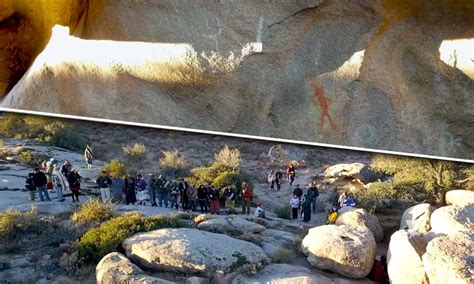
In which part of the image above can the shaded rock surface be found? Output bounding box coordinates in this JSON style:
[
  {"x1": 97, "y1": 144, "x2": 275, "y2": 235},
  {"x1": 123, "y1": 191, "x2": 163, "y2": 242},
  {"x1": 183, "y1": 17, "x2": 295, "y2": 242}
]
[
  {"x1": 122, "y1": 228, "x2": 269, "y2": 274},
  {"x1": 1, "y1": 0, "x2": 473, "y2": 159},
  {"x1": 301, "y1": 225, "x2": 376, "y2": 278},
  {"x1": 387, "y1": 230, "x2": 429, "y2": 284},
  {"x1": 260, "y1": 229, "x2": 296, "y2": 259},
  {"x1": 336, "y1": 208, "x2": 384, "y2": 242},
  {"x1": 422, "y1": 234, "x2": 474, "y2": 284}
]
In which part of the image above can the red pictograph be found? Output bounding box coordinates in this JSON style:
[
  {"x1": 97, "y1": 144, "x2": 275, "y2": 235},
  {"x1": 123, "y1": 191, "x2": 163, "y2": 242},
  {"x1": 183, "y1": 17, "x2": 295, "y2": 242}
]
[{"x1": 312, "y1": 80, "x2": 337, "y2": 131}]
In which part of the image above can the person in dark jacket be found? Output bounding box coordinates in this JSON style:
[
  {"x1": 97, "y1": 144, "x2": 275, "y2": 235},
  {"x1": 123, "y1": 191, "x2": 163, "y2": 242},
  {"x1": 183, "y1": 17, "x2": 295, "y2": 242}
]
[
  {"x1": 33, "y1": 168, "x2": 51, "y2": 201},
  {"x1": 223, "y1": 185, "x2": 236, "y2": 213},
  {"x1": 208, "y1": 186, "x2": 220, "y2": 214},
  {"x1": 287, "y1": 164, "x2": 296, "y2": 186},
  {"x1": 67, "y1": 169, "x2": 81, "y2": 202},
  {"x1": 197, "y1": 185, "x2": 208, "y2": 213},
  {"x1": 307, "y1": 183, "x2": 319, "y2": 213},
  {"x1": 178, "y1": 178, "x2": 189, "y2": 211},
  {"x1": 155, "y1": 175, "x2": 168, "y2": 207},
  {"x1": 25, "y1": 172, "x2": 36, "y2": 201},
  {"x1": 293, "y1": 184, "x2": 303, "y2": 199},
  {"x1": 275, "y1": 169, "x2": 283, "y2": 190},
  {"x1": 147, "y1": 174, "x2": 157, "y2": 206},
  {"x1": 61, "y1": 160, "x2": 72, "y2": 178},
  {"x1": 97, "y1": 171, "x2": 112, "y2": 203},
  {"x1": 124, "y1": 175, "x2": 137, "y2": 205},
  {"x1": 302, "y1": 194, "x2": 312, "y2": 222}
]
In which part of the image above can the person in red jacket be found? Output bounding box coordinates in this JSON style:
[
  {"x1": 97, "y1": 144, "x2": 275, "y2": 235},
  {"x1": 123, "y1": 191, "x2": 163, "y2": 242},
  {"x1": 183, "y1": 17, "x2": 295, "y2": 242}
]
[
  {"x1": 241, "y1": 182, "x2": 253, "y2": 214},
  {"x1": 368, "y1": 255, "x2": 389, "y2": 283}
]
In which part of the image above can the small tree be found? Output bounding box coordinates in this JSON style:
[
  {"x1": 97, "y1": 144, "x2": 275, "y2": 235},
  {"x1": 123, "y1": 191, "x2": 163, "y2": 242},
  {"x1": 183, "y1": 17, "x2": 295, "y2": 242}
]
[
  {"x1": 159, "y1": 150, "x2": 189, "y2": 177},
  {"x1": 371, "y1": 155, "x2": 456, "y2": 206},
  {"x1": 100, "y1": 160, "x2": 126, "y2": 177},
  {"x1": 122, "y1": 143, "x2": 147, "y2": 167},
  {"x1": 214, "y1": 145, "x2": 241, "y2": 170}
]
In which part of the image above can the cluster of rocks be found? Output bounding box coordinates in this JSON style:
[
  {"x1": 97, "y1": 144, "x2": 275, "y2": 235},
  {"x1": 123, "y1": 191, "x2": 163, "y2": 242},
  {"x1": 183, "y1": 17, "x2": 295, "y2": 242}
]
[
  {"x1": 388, "y1": 190, "x2": 474, "y2": 284},
  {"x1": 321, "y1": 163, "x2": 389, "y2": 193}
]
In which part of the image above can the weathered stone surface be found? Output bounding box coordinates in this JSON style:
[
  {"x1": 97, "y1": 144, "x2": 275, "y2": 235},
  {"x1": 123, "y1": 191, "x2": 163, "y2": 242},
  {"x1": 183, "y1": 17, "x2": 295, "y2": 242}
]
[
  {"x1": 445, "y1": 190, "x2": 474, "y2": 207},
  {"x1": 430, "y1": 204, "x2": 474, "y2": 235},
  {"x1": 400, "y1": 203, "x2": 434, "y2": 233},
  {"x1": 336, "y1": 208, "x2": 384, "y2": 242},
  {"x1": 324, "y1": 163, "x2": 366, "y2": 178},
  {"x1": 1, "y1": 1, "x2": 473, "y2": 159},
  {"x1": 387, "y1": 230, "x2": 429, "y2": 284},
  {"x1": 422, "y1": 234, "x2": 474, "y2": 284},
  {"x1": 232, "y1": 263, "x2": 366, "y2": 284},
  {"x1": 96, "y1": 252, "x2": 174, "y2": 284},
  {"x1": 196, "y1": 215, "x2": 265, "y2": 236},
  {"x1": 260, "y1": 229, "x2": 296, "y2": 259},
  {"x1": 122, "y1": 228, "x2": 269, "y2": 274},
  {"x1": 301, "y1": 225, "x2": 376, "y2": 278}
]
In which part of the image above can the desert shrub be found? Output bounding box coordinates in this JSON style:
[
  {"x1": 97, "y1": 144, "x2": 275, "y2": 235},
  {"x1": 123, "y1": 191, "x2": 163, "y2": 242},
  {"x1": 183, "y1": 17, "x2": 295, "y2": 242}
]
[
  {"x1": 100, "y1": 160, "x2": 126, "y2": 178},
  {"x1": 18, "y1": 150, "x2": 49, "y2": 166},
  {"x1": 122, "y1": 143, "x2": 147, "y2": 166},
  {"x1": 159, "y1": 150, "x2": 190, "y2": 177},
  {"x1": 271, "y1": 248, "x2": 292, "y2": 263},
  {"x1": 0, "y1": 207, "x2": 41, "y2": 245},
  {"x1": 275, "y1": 205, "x2": 292, "y2": 220},
  {"x1": 78, "y1": 212, "x2": 182, "y2": 263},
  {"x1": 267, "y1": 145, "x2": 289, "y2": 163},
  {"x1": 214, "y1": 145, "x2": 241, "y2": 169},
  {"x1": 47, "y1": 126, "x2": 86, "y2": 151},
  {"x1": 236, "y1": 232, "x2": 263, "y2": 245},
  {"x1": 193, "y1": 213, "x2": 215, "y2": 224},
  {"x1": 0, "y1": 113, "x2": 25, "y2": 137},
  {"x1": 71, "y1": 200, "x2": 114, "y2": 226}
]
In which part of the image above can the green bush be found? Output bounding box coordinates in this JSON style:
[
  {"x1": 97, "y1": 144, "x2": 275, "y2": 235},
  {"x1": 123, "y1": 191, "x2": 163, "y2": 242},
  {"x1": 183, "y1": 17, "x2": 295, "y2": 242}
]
[
  {"x1": 18, "y1": 150, "x2": 49, "y2": 166},
  {"x1": 71, "y1": 200, "x2": 114, "y2": 226},
  {"x1": 159, "y1": 150, "x2": 189, "y2": 177},
  {"x1": 275, "y1": 205, "x2": 292, "y2": 220},
  {"x1": 0, "y1": 208, "x2": 41, "y2": 245},
  {"x1": 100, "y1": 160, "x2": 126, "y2": 178},
  {"x1": 353, "y1": 181, "x2": 417, "y2": 211},
  {"x1": 188, "y1": 162, "x2": 251, "y2": 190},
  {"x1": 78, "y1": 212, "x2": 182, "y2": 263}
]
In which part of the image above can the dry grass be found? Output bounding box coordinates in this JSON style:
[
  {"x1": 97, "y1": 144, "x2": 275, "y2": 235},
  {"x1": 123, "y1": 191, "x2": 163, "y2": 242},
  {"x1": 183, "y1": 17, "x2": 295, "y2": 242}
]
[{"x1": 271, "y1": 248, "x2": 293, "y2": 263}]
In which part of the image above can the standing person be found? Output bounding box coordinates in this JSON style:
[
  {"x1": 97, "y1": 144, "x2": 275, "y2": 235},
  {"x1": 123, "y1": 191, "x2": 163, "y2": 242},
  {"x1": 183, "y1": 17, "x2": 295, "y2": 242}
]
[
  {"x1": 241, "y1": 182, "x2": 253, "y2": 215},
  {"x1": 187, "y1": 184, "x2": 197, "y2": 212},
  {"x1": 124, "y1": 175, "x2": 137, "y2": 205},
  {"x1": 61, "y1": 160, "x2": 72, "y2": 178},
  {"x1": 290, "y1": 195, "x2": 300, "y2": 220},
  {"x1": 84, "y1": 144, "x2": 94, "y2": 168},
  {"x1": 33, "y1": 168, "x2": 51, "y2": 201},
  {"x1": 268, "y1": 169, "x2": 276, "y2": 191},
  {"x1": 223, "y1": 185, "x2": 236, "y2": 213},
  {"x1": 197, "y1": 184, "x2": 208, "y2": 214},
  {"x1": 178, "y1": 178, "x2": 189, "y2": 211},
  {"x1": 293, "y1": 184, "x2": 303, "y2": 199},
  {"x1": 25, "y1": 172, "x2": 37, "y2": 201},
  {"x1": 111, "y1": 175, "x2": 125, "y2": 203},
  {"x1": 68, "y1": 169, "x2": 81, "y2": 202},
  {"x1": 147, "y1": 174, "x2": 157, "y2": 207},
  {"x1": 307, "y1": 183, "x2": 319, "y2": 214},
  {"x1": 302, "y1": 194, "x2": 312, "y2": 222},
  {"x1": 287, "y1": 163, "x2": 296, "y2": 186},
  {"x1": 275, "y1": 169, "x2": 283, "y2": 190},
  {"x1": 96, "y1": 171, "x2": 112, "y2": 203},
  {"x1": 169, "y1": 184, "x2": 180, "y2": 210},
  {"x1": 135, "y1": 174, "x2": 148, "y2": 206},
  {"x1": 208, "y1": 186, "x2": 220, "y2": 214},
  {"x1": 155, "y1": 175, "x2": 168, "y2": 207}
]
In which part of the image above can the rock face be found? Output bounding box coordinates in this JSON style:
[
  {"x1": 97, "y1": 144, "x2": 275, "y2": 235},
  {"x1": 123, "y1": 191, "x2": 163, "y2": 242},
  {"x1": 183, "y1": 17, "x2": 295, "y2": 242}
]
[
  {"x1": 336, "y1": 208, "x2": 384, "y2": 242},
  {"x1": 196, "y1": 215, "x2": 266, "y2": 236},
  {"x1": 122, "y1": 228, "x2": 269, "y2": 274},
  {"x1": 445, "y1": 190, "x2": 474, "y2": 207},
  {"x1": 1, "y1": 0, "x2": 473, "y2": 159},
  {"x1": 422, "y1": 234, "x2": 474, "y2": 284},
  {"x1": 301, "y1": 225, "x2": 376, "y2": 278},
  {"x1": 231, "y1": 263, "x2": 358, "y2": 284},
  {"x1": 96, "y1": 252, "x2": 173, "y2": 284},
  {"x1": 400, "y1": 203, "x2": 434, "y2": 233},
  {"x1": 324, "y1": 163, "x2": 366, "y2": 178},
  {"x1": 260, "y1": 229, "x2": 296, "y2": 259},
  {"x1": 430, "y1": 204, "x2": 474, "y2": 235},
  {"x1": 387, "y1": 230, "x2": 429, "y2": 284},
  {"x1": 315, "y1": 189, "x2": 337, "y2": 212}
]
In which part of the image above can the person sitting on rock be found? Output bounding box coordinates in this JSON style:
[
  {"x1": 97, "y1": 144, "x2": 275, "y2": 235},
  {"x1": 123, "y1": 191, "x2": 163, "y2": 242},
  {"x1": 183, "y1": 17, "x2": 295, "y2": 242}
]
[
  {"x1": 343, "y1": 194, "x2": 356, "y2": 207},
  {"x1": 326, "y1": 207, "x2": 338, "y2": 224},
  {"x1": 338, "y1": 191, "x2": 348, "y2": 208},
  {"x1": 254, "y1": 201, "x2": 266, "y2": 218},
  {"x1": 368, "y1": 255, "x2": 389, "y2": 283}
]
